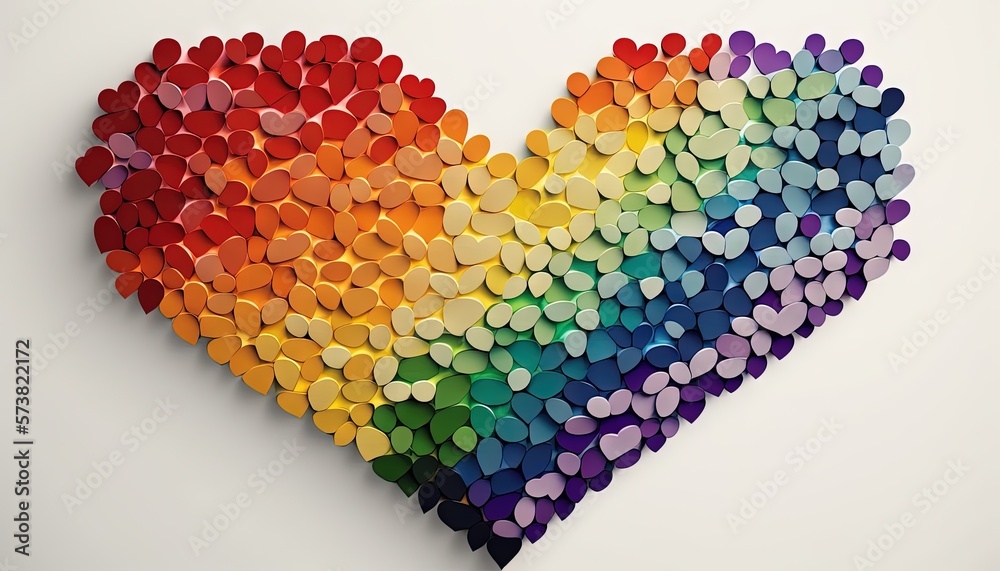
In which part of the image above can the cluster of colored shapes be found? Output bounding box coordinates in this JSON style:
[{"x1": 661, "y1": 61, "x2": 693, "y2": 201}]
[{"x1": 73, "y1": 30, "x2": 913, "y2": 567}]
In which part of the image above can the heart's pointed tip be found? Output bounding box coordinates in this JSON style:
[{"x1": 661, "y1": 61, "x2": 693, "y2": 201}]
[{"x1": 486, "y1": 535, "x2": 522, "y2": 569}]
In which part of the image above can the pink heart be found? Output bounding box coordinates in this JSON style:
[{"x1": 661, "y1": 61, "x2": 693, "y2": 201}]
[
  {"x1": 525, "y1": 472, "x2": 566, "y2": 500},
  {"x1": 599, "y1": 425, "x2": 642, "y2": 461},
  {"x1": 753, "y1": 301, "x2": 807, "y2": 336}
]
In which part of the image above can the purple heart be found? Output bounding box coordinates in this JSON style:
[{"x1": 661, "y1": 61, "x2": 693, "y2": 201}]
[
  {"x1": 525, "y1": 472, "x2": 566, "y2": 500},
  {"x1": 753, "y1": 301, "x2": 807, "y2": 336},
  {"x1": 753, "y1": 43, "x2": 791, "y2": 74},
  {"x1": 599, "y1": 425, "x2": 642, "y2": 460}
]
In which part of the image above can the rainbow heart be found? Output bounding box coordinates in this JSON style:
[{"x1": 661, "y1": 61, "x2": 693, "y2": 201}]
[{"x1": 73, "y1": 31, "x2": 914, "y2": 567}]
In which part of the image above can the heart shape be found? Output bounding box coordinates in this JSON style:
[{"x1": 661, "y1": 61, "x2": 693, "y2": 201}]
[
  {"x1": 753, "y1": 302, "x2": 808, "y2": 337},
  {"x1": 259, "y1": 110, "x2": 307, "y2": 136},
  {"x1": 75, "y1": 146, "x2": 114, "y2": 186},
  {"x1": 400, "y1": 74, "x2": 435, "y2": 98},
  {"x1": 409, "y1": 96, "x2": 446, "y2": 123},
  {"x1": 188, "y1": 35, "x2": 223, "y2": 70},
  {"x1": 752, "y1": 42, "x2": 792, "y2": 74},
  {"x1": 524, "y1": 472, "x2": 566, "y2": 500},
  {"x1": 71, "y1": 31, "x2": 914, "y2": 568},
  {"x1": 702, "y1": 33, "x2": 723, "y2": 58},
  {"x1": 599, "y1": 425, "x2": 642, "y2": 460},
  {"x1": 97, "y1": 81, "x2": 141, "y2": 113},
  {"x1": 612, "y1": 38, "x2": 658, "y2": 68}
]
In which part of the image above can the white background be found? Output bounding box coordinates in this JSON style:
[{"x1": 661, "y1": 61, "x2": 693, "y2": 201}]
[{"x1": 1, "y1": 0, "x2": 998, "y2": 569}]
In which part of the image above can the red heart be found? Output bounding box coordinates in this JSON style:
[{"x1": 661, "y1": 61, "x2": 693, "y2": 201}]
[
  {"x1": 151, "y1": 38, "x2": 180, "y2": 71},
  {"x1": 133, "y1": 63, "x2": 161, "y2": 93},
  {"x1": 224, "y1": 38, "x2": 248, "y2": 65},
  {"x1": 702, "y1": 33, "x2": 722, "y2": 58},
  {"x1": 98, "y1": 81, "x2": 141, "y2": 113},
  {"x1": 137, "y1": 279, "x2": 164, "y2": 313},
  {"x1": 75, "y1": 146, "x2": 114, "y2": 186},
  {"x1": 660, "y1": 33, "x2": 686, "y2": 57},
  {"x1": 400, "y1": 74, "x2": 435, "y2": 98},
  {"x1": 188, "y1": 36, "x2": 223, "y2": 70},
  {"x1": 410, "y1": 97, "x2": 446, "y2": 123},
  {"x1": 379, "y1": 55, "x2": 403, "y2": 83},
  {"x1": 242, "y1": 32, "x2": 264, "y2": 56},
  {"x1": 613, "y1": 38, "x2": 657, "y2": 69},
  {"x1": 260, "y1": 45, "x2": 284, "y2": 71}
]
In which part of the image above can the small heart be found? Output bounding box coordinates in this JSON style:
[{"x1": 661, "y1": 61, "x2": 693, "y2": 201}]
[
  {"x1": 687, "y1": 128, "x2": 740, "y2": 160},
  {"x1": 98, "y1": 81, "x2": 141, "y2": 113},
  {"x1": 266, "y1": 231, "x2": 311, "y2": 263},
  {"x1": 151, "y1": 37, "x2": 181, "y2": 71},
  {"x1": 660, "y1": 32, "x2": 686, "y2": 57},
  {"x1": 379, "y1": 55, "x2": 403, "y2": 83},
  {"x1": 695, "y1": 77, "x2": 748, "y2": 112},
  {"x1": 599, "y1": 425, "x2": 642, "y2": 461},
  {"x1": 753, "y1": 43, "x2": 791, "y2": 74},
  {"x1": 525, "y1": 472, "x2": 566, "y2": 500},
  {"x1": 75, "y1": 146, "x2": 114, "y2": 186},
  {"x1": 259, "y1": 110, "x2": 306, "y2": 136},
  {"x1": 188, "y1": 36, "x2": 223, "y2": 70},
  {"x1": 224, "y1": 37, "x2": 248, "y2": 64},
  {"x1": 395, "y1": 146, "x2": 443, "y2": 181},
  {"x1": 400, "y1": 74, "x2": 435, "y2": 98},
  {"x1": 753, "y1": 301, "x2": 808, "y2": 337},
  {"x1": 701, "y1": 33, "x2": 723, "y2": 57},
  {"x1": 613, "y1": 38, "x2": 657, "y2": 68},
  {"x1": 409, "y1": 97, "x2": 446, "y2": 123},
  {"x1": 452, "y1": 234, "x2": 501, "y2": 265}
]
